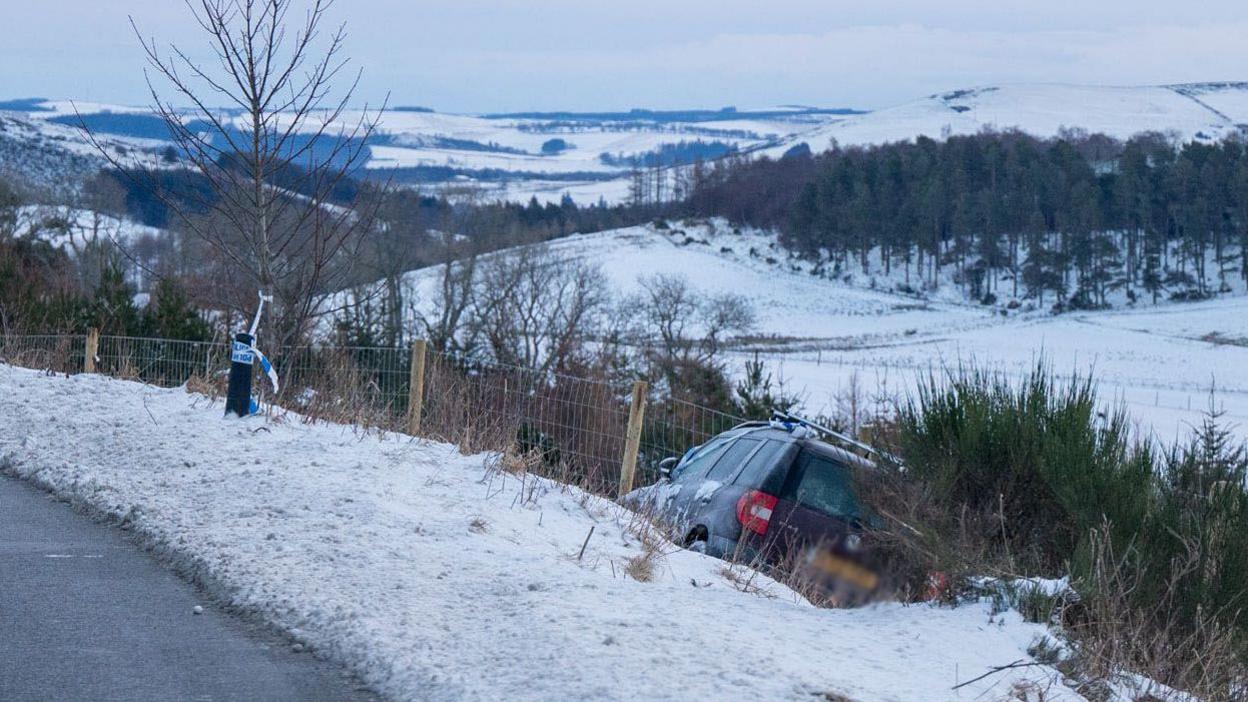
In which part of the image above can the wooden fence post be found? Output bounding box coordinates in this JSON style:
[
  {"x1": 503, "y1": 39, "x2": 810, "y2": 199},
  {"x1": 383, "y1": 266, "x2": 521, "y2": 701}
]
[
  {"x1": 618, "y1": 380, "x2": 649, "y2": 498},
  {"x1": 84, "y1": 328, "x2": 99, "y2": 374},
  {"x1": 407, "y1": 339, "x2": 428, "y2": 436}
]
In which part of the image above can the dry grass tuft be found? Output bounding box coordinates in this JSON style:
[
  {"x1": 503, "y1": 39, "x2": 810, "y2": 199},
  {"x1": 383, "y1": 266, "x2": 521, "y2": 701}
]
[
  {"x1": 185, "y1": 372, "x2": 224, "y2": 400},
  {"x1": 624, "y1": 554, "x2": 655, "y2": 582}
]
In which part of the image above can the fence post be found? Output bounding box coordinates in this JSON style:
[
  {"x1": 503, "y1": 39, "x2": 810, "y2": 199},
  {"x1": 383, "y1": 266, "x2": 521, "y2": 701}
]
[
  {"x1": 618, "y1": 380, "x2": 649, "y2": 498},
  {"x1": 84, "y1": 328, "x2": 99, "y2": 374},
  {"x1": 407, "y1": 339, "x2": 428, "y2": 436}
]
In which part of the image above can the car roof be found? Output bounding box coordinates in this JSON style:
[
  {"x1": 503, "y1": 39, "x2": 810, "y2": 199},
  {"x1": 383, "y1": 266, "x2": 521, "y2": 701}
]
[{"x1": 730, "y1": 424, "x2": 877, "y2": 472}]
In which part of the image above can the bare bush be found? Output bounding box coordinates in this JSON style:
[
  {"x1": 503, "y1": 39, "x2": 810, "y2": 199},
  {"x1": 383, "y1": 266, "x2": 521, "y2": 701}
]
[
  {"x1": 631, "y1": 273, "x2": 754, "y2": 369},
  {"x1": 469, "y1": 244, "x2": 607, "y2": 373}
]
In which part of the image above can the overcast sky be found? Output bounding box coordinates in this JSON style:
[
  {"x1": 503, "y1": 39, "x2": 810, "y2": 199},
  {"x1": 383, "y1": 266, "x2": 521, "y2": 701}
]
[{"x1": 4, "y1": 1, "x2": 1247, "y2": 113}]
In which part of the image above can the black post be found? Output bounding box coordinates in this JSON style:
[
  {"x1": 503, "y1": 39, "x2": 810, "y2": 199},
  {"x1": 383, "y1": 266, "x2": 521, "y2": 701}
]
[{"x1": 225, "y1": 332, "x2": 255, "y2": 418}]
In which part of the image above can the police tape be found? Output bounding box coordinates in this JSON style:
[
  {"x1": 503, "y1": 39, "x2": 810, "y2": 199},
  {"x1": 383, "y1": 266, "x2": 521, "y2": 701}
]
[{"x1": 250, "y1": 345, "x2": 280, "y2": 395}]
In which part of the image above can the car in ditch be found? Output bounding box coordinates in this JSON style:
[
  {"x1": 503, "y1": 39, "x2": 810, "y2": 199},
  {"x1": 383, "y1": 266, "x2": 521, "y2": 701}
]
[{"x1": 629, "y1": 412, "x2": 890, "y2": 602}]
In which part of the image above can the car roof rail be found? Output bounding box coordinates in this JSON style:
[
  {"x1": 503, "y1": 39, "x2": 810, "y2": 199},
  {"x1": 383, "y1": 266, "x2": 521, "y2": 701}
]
[
  {"x1": 729, "y1": 420, "x2": 771, "y2": 431},
  {"x1": 768, "y1": 410, "x2": 901, "y2": 466}
]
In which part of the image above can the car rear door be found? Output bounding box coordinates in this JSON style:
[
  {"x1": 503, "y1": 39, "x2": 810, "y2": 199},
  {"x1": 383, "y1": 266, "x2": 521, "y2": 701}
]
[{"x1": 767, "y1": 450, "x2": 862, "y2": 560}]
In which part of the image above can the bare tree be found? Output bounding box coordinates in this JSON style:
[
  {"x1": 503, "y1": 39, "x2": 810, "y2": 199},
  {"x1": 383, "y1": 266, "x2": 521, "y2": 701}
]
[
  {"x1": 417, "y1": 230, "x2": 479, "y2": 354},
  {"x1": 633, "y1": 273, "x2": 755, "y2": 368},
  {"x1": 84, "y1": 0, "x2": 386, "y2": 348},
  {"x1": 626, "y1": 273, "x2": 756, "y2": 406},
  {"x1": 469, "y1": 245, "x2": 607, "y2": 373}
]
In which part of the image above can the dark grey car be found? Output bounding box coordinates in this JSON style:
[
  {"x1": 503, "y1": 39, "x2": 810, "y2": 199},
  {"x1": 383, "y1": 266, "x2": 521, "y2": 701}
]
[{"x1": 632, "y1": 417, "x2": 884, "y2": 597}]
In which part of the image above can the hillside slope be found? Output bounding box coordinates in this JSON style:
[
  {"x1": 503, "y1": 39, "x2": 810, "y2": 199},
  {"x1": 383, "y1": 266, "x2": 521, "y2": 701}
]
[
  {"x1": 0, "y1": 366, "x2": 1095, "y2": 701},
  {"x1": 769, "y1": 82, "x2": 1248, "y2": 156},
  {"x1": 6, "y1": 82, "x2": 1248, "y2": 203},
  {"x1": 353, "y1": 219, "x2": 1248, "y2": 442}
]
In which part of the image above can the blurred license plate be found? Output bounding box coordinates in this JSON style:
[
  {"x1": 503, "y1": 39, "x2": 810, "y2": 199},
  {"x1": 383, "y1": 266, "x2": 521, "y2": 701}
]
[{"x1": 811, "y1": 549, "x2": 879, "y2": 590}]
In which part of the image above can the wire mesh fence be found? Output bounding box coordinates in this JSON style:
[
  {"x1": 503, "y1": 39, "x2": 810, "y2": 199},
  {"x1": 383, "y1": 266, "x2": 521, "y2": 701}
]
[
  {"x1": 95, "y1": 335, "x2": 230, "y2": 388},
  {"x1": 639, "y1": 397, "x2": 744, "y2": 482},
  {"x1": 0, "y1": 332, "x2": 745, "y2": 497},
  {"x1": 421, "y1": 350, "x2": 637, "y2": 495},
  {"x1": 0, "y1": 334, "x2": 86, "y2": 375},
  {"x1": 277, "y1": 344, "x2": 415, "y2": 431}
]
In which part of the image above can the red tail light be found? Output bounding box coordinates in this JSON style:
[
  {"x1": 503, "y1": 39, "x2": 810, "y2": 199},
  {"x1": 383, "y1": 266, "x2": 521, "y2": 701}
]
[{"x1": 736, "y1": 490, "x2": 778, "y2": 536}]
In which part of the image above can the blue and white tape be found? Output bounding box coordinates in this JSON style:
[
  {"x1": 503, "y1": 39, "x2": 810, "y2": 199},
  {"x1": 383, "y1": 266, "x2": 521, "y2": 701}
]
[{"x1": 249, "y1": 345, "x2": 280, "y2": 394}]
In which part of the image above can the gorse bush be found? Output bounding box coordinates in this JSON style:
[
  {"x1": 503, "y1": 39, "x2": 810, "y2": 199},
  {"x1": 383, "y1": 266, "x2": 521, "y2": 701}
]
[
  {"x1": 899, "y1": 363, "x2": 1154, "y2": 573},
  {"x1": 1146, "y1": 409, "x2": 1248, "y2": 647},
  {"x1": 888, "y1": 362, "x2": 1248, "y2": 694}
]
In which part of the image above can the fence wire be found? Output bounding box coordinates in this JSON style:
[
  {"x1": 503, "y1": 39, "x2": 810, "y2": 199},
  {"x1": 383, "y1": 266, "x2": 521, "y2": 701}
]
[
  {"x1": 422, "y1": 350, "x2": 637, "y2": 494},
  {"x1": 0, "y1": 334, "x2": 86, "y2": 375},
  {"x1": 96, "y1": 335, "x2": 230, "y2": 388},
  {"x1": 0, "y1": 333, "x2": 745, "y2": 496}
]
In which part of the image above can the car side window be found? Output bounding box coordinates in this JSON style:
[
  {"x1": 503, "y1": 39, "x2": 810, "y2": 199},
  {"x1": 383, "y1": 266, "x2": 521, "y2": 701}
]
[
  {"x1": 781, "y1": 451, "x2": 861, "y2": 520},
  {"x1": 672, "y1": 436, "x2": 733, "y2": 480},
  {"x1": 732, "y1": 440, "x2": 789, "y2": 489},
  {"x1": 704, "y1": 438, "x2": 761, "y2": 482}
]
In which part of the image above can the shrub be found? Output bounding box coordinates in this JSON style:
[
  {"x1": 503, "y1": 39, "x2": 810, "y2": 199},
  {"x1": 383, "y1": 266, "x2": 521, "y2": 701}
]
[
  {"x1": 897, "y1": 362, "x2": 1153, "y2": 573},
  {"x1": 540, "y1": 138, "x2": 571, "y2": 155},
  {"x1": 879, "y1": 363, "x2": 1248, "y2": 695}
]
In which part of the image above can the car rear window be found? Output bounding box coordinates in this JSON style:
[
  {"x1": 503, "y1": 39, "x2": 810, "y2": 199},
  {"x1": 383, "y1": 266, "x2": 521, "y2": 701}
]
[
  {"x1": 705, "y1": 438, "x2": 761, "y2": 481},
  {"x1": 781, "y1": 451, "x2": 861, "y2": 520}
]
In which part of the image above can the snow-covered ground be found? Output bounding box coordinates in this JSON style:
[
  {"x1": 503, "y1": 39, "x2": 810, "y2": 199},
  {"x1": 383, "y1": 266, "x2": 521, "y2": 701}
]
[
  {"x1": 351, "y1": 220, "x2": 990, "y2": 343},
  {"x1": 9, "y1": 81, "x2": 1248, "y2": 204},
  {"x1": 15, "y1": 204, "x2": 163, "y2": 251},
  {"x1": 763, "y1": 82, "x2": 1248, "y2": 159},
  {"x1": 350, "y1": 218, "x2": 1248, "y2": 443},
  {"x1": 0, "y1": 366, "x2": 1104, "y2": 701},
  {"x1": 767, "y1": 307, "x2": 1248, "y2": 446}
]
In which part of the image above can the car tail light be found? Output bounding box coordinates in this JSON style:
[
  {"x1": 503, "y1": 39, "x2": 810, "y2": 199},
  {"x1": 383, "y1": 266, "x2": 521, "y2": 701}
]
[{"x1": 736, "y1": 490, "x2": 778, "y2": 536}]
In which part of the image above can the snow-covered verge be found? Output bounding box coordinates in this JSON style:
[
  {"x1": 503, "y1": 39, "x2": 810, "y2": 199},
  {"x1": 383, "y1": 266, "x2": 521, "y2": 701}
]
[{"x1": 1, "y1": 365, "x2": 1104, "y2": 702}]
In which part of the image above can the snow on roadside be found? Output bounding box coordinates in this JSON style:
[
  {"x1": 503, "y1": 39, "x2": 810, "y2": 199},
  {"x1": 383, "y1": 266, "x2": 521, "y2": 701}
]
[{"x1": 0, "y1": 366, "x2": 1086, "y2": 701}]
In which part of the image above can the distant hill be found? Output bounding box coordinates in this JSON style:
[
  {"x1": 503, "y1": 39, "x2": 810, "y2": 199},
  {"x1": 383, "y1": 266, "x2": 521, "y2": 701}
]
[
  {"x1": 3, "y1": 83, "x2": 1248, "y2": 203},
  {"x1": 765, "y1": 82, "x2": 1248, "y2": 158}
]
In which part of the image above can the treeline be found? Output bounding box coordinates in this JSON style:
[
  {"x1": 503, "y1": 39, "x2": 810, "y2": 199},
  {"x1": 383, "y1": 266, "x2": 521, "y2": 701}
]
[
  {"x1": 0, "y1": 236, "x2": 209, "y2": 340},
  {"x1": 601, "y1": 139, "x2": 738, "y2": 169},
  {"x1": 684, "y1": 131, "x2": 1248, "y2": 308},
  {"x1": 0, "y1": 164, "x2": 660, "y2": 339},
  {"x1": 97, "y1": 167, "x2": 647, "y2": 256}
]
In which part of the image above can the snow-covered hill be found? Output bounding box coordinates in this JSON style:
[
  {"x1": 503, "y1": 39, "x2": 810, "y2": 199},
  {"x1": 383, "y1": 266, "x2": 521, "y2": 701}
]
[
  {"x1": 766, "y1": 82, "x2": 1248, "y2": 157},
  {"x1": 0, "y1": 99, "x2": 841, "y2": 203},
  {"x1": 356, "y1": 220, "x2": 989, "y2": 344},
  {"x1": 6, "y1": 82, "x2": 1248, "y2": 203},
  {"x1": 352, "y1": 218, "x2": 1248, "y2": 443},
  {"x1": 0, "y1": 366, "x2": 1144, "y2": 701}
]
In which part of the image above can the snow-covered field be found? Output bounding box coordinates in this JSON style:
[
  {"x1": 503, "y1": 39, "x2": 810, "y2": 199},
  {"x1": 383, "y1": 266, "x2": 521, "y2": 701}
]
[
  {"x1": 1, "y1": 367, "x2": 1099, "y2": 701},
  {"x1": 2, "y1": 100, "x2": 821, "y2": 204},
  {"x1": 762, "y1": 82, "x2": 1248, "y2": 159},
  {"x1": 8, "y1": 81, "x2": 1248, "y2": 204},
  {"x1": 361, "y1": 218, "x2": 1248, "y2": 443},
  {"x1": 768, "y1": 306, "x2": 1248, "y2": 446}
]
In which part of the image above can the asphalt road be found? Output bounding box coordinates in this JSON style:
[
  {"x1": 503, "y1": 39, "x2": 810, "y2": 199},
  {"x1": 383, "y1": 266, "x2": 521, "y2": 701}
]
[{"x1": 0, "y1": 474, "x2": 378, "y2": 702}]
